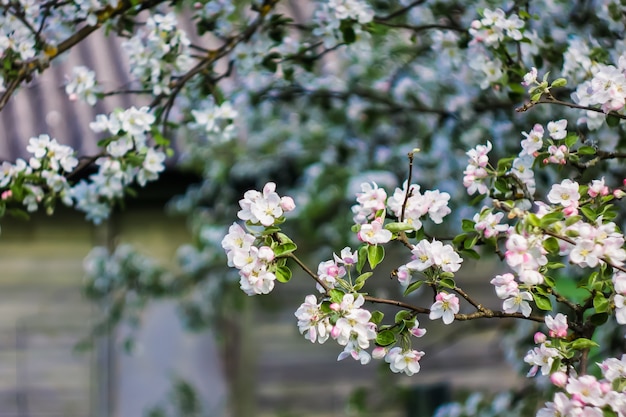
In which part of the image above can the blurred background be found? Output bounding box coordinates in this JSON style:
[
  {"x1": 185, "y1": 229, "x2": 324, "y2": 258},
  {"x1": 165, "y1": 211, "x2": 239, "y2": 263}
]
[{"x1": 0, "y1": 1, "x2": 584, "y2": 416}]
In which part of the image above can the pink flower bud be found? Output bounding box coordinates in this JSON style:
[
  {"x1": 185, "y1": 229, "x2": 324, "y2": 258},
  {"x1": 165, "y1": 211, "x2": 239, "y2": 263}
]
[
  {"x1": 623, "y1": 179, "x2": 626, "y2": 187},
  {"x1": 330, "y1": 325, "x2": 341, "y2": 339},
  {"x1": 563, "y1": 205, "x2": 578, "y2": 217},
  {"x1": 614, "y1": 189, "x2": 626, "y2": 199},
  {"x1": 600, "y1": 381, "x2": 611, "y2": 394},
  {"x1": 550, "y1": 371, "x2": 568, "y2": 387},
  {"x1": 258, "y1": 246, "x2": 275, "y2": 262},
  {"x1": 372, "y1": 347, "x2": 387, "y2": 359},
  {"x1": 329, "y1": 303, "x2": 340, "y2": 311},
  {"x1": 570, "y1": 393, "x2": 585, "y2": 407},
  {"x1": 534, "y1": 332, "x2": 547, "y2": 344},
  {"x1": 280, "y1": 196, "x2": 296, "y2": 212}
]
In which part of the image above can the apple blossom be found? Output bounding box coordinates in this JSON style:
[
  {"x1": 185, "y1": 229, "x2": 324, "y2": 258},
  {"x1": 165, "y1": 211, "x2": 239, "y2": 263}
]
[
  {"x1": 502, "y1": 290, "x2": 533, "y2": 317},
  {"x1": 546, "y1": 119, "x2": 568, "y2": 140},
  {"x1": 385, "y1": 347, "x2": 425, "y2": 376},
  {"x1": 357, "y1": 217, "x2": 392, "y2": 245},
  {"x1": 545, "y1": 314, "x2": 568, "y2": 339},
  {"x1": 429, "y1": 292, "x2": 460, "y2": 325}
]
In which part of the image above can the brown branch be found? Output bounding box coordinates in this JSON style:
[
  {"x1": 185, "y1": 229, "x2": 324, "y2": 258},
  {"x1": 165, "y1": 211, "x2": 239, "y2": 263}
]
[
  {"x1": 455, "y1": 310, "x2": 544, "y2": 323},
  {"x1": 453, "y1": 285, "x2": 486, "y2": 312},
  {"x1": 0, "y1": 0, "x2": 169, "y2": 112},
  {"x1": 543, "y1": 229, "x2": 626, "y2": 274},
  {"x1": 375, "y1": 0, "x2": 428, "y2": 21},
  {"x1": 373, "y1": 21, "x2": 467, "y2": 33},
  {"x1": 153, "y1": 0, "x2": 280, "y2": 135},
  {"x1": 517, "y1": 97, "x2": 626, "y2": 120},
  {"x1": 285, "y1": 253, "x2": 330, "y2": 292},
  {"x1": 363, "y1": 295, "x2": 429, "y2": 314}
]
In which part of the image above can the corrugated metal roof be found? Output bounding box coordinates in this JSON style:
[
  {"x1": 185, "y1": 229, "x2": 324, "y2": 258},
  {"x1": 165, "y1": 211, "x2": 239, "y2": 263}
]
[{"x1": 0, "y1": 30, "x2": 133, "y2": 162}]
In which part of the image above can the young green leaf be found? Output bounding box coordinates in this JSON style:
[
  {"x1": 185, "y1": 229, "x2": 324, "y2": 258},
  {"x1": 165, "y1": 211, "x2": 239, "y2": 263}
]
[{"x1": 367, "y1": 245, "x2": 385, "y2": 269}]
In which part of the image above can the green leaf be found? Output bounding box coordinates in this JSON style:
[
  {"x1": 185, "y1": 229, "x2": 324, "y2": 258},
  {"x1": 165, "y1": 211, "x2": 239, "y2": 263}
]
[
  {"x1": 570, "y1": 338, "x2": 599, "y2": 350},
  {"x1": 496, "y1": 156, "x2": 516, "y2": 173},
  {"x1": 353, "y1": 272, "x2": 373, "y2": 291},
  {"x1": 385, "y1": 222, "x2": 414, "y2": 232},
  {"x1": 461, "y1": 219, "x2": 476, "y2": 232},
  {"x1": 589, "y1": 313, "x2": 609, "y2": 326},
  {"x1": 375, "y1": 330, "x2": 396, "y2": 347},
  {"x1": 543, "y1": 274, "x2": 556, "y2": 287},
  {"x1": 439, "y1": 277, "x2": 456, "y2": 289},
  {"x1": 494, "y1": 177, "x2": 510, "y2": 194},
  {"x1": 273, "y1": 242, "x2": 297, "y2": 256},
  {"x1": 564, "y1": 215, "x2": 582, "y2": 226},
  {"x1": 260, "y1": 226, "x2": 282, "y2": 235},
  {"x1": 580, "y1": 206, "x2": 596, "y2": 221},
  {"x1": 526, "y1": 213, "x2": 541, "y2": 227},
  {"x1": 276, "y1": 232, "x2": 294, "y2": 244},
  {"x1": 371, "y1": 311, "x2": 384, "y2": 325},
  {"x1": 367, "y1": 245, "x2": 385, "y2": 269},
  {"x1": 564, "y1": 133, "x2": 578, "y2": 148},
  {"x1": 549, "y1": 357, "x2": 562, "y2": 374},
  {"x1": 452, "y1": 233, "x2": 467, "y2": 248},
  {"x1": 593, "y1": 292, "x2": 610, "y2": 313},
  {"x1": 607, "y1": 114, "x2": 621, "y2": 127},
  {"x1": 460, "y1": 248, "x2": 480, "y2": 260},
  {"x1": 403, "y1": 280, "x2": 424, "y2": 296},
  {"x1": 357, "y1": 245, "x2": 368, "y2": 273},
  {"x1": 577, "y1": 145, "x2": 596, "y2": 155},
  {"x1": 539, "y1": 211, "x2": 564, "y2": 227},
  {"x1": 275, "y1": 266, "x2": 292, "y2": 283},
  {"x1": 533, "y1": 293, "x2": 553, "y2": 310},
  {"x1": 543, "y1": 237, "x2": 560, "y2": 254},
  {"x1": 329, "y1": 289, "x2": 345, "y2": 304},
  {"x1": 603, "y1": 408, "x2": 618, "y2": 417},
  {"x1": 151, "y1": 128, "x2": 170, "y2": 147},
  {"x1": 463, "y1": 234, "x2": 479, "y2": 250},
  {"x1": 394, "y1": 310, "x2": 411, "y2": 323},
  {"x1": 340, "y1": 21, "x2": 356, "y2": 44},
  {"x1": 550, "y1": 78, "x2": 567, "y2": 88}
]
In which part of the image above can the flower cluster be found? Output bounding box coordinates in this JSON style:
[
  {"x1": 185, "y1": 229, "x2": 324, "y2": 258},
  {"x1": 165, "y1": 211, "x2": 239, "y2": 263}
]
[
  {"x1": 190, "y1": 99, "x2": 238, "y2": 143},
  {"x1": 70, "y1": 106, "x2": 166, "y2": 223},
  {"x1": 473, "y1": 207, "x2": 509, "y2": 239},
  {"x1": 463, "y1": 141, "x2": 492, "y2": 195},
  {"x1": 405, "y1": 239, "x2": 463, "y2": 275},
  {"x1": 351, "y1": 181, "x2": 452, "y2": 246},
  {"x1": 237, "y1": 182, "x2": 295, "y2": 227},
  {"x1": 469, "y1": 8, "x2": 525, "y2": 47},
  {"x1": 65, "y1": 65, "x2": 101, "y2": 106},
  {"x1": 538, "y1": 356, "x2": 626, "y2": 417},
  {"x1": 490, "y1": 273, "x2": 533, "y2": 317},
  {"x1": 316, "y1": 247, "x2": 358, "y2": 292},
  {"x1": 0, "y1": 134, "x2": 79, "y2": 213},
  {"x1": 574, "y1": 57, "x2": 626, "y2": 114},
  {"x1": 222, "y1": 223, "x2": 277, "y2": 295},
  {"x1": 312, "y1": 0, "x2": 372, "y2": 47},
  {"x1": 295, "y1": 293, "x2": 377, "y2": 364},
  {"x1": 121, "y1": 12, "x2": 194, "y2": 95},
  {"x1": 386, "y1": 182, "x2": 451, "y2": 231}
]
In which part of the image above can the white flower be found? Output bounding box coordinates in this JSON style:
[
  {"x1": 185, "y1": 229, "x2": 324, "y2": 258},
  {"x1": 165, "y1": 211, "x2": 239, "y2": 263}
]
[
  {"x1": 429, "y1": 292, "x2": 460, "y2": 324},
  {"x1": 385, "y1": 347, "x2": 425, "y2": 376},
  {"x1": 237, "y1": 182, "x2": 291, "y2": 227},
  {"x1": 547, "y1": 179, "x2": 580, "y2": 207},
  {"x1": 547, "y1": 119, "x2": 568, "y2": 140},
  {"x1": 502, "y1": 290, "x2": 533, "y2": 317},
  {"x1": 357, "y1": 217, "x2": 392, "y2": 245}
]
